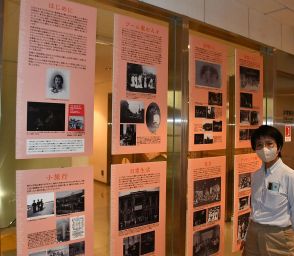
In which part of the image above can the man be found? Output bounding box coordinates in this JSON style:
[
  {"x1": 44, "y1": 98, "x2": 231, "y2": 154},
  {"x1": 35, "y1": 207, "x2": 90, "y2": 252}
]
[{"x1": 243, "y1": 125, "x2": 294, "y2": 255}]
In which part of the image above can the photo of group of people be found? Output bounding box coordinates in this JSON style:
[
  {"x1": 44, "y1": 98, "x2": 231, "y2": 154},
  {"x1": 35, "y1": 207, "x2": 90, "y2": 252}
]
[
  {"x1": 240, "y1": 66, "x2": 260, "y2": 91},
  {"x1": 194, "y1": 134, "x2": 213, "y2": 145},
  {"x1": 46, "y1": 68, "x2": 70, "y2": 100},
  {"x1": 119, "y1": 188, "x2": 160, "y2": 231},
  {"x1": 240, "y1": 110, "x2": 259, "y2": 125},
  {"x1": 237, "y1": 212, "x2": 250, "y2": 241},
  {"x1": 195, "y1": 106, "x2": 216, "y2": 119},
  {"x1": 239, "y1": 173, "x2": 251, "y2": 190},
  {"x1": 123, "y1": 230, "x2": 155, "y2": 256},
  {"x1": 239, "y1": 128, "x2": 256, "y2": 141},
  {"x1": 29, "y1": 241, "x2": 85, "y2": 256},
  {"x1": 68, "y1": 116, "x2": 84, "y2": 131},
  {"x1": 193, "y1": 225, "x2": 220, "y2": 256},
  {"x1": 56, "y1": 190, "x2": 85, "y2": 216},
  {"x1": 126, "y1": 63, "x2": 157, "y2": 94},
  {"x1": 194, "y1": 177, "x2": 221, "y2": 207},
  {"x1": 27, "y1": 192, "x2": 54, "y2": 219},
  {"x1": 193, "y1": 205, "x2": 221, "y2": 227},
  {"x1": 196, "y1": 61, "x2": 222, "y2": 89}
]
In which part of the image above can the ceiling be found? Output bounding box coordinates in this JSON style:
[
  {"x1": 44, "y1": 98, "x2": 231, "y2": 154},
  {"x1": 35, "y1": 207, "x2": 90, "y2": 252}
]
[{"x1": 236, "y1": 0, "x2": 294, "y2": 27}]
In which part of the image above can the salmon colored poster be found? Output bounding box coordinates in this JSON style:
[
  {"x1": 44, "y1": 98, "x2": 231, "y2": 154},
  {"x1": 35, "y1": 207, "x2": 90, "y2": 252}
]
[
  {"x1": 112, "y1": 15, "x2": 168, "y2": 154},
  {"x1": 188, "y1": 35, "x2": 227, "y2": 151},
  {"x1": 232, "y1": 153, "x2": 261, "y2": 252},
  {"x1": 16, "y1": 167, "x2": 93, "y2": 255},
  {"x1": 16, "y1": 0, "x2": 97, "y2": 158},
  {"x1": 111, "y1": 161, "x2": 166, "y2": 256},
  {"x1": 235, "y1": 49, "x2": 263, "y2": 148},
  {"x1": 186, "y1": 156, "x2": 226, "y2": 256}
]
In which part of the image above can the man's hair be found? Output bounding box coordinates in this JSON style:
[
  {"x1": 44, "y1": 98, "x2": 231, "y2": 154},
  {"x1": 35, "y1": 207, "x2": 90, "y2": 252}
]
[{"x1": 250, "y1": 125, "x2": 283, "y2": 157}]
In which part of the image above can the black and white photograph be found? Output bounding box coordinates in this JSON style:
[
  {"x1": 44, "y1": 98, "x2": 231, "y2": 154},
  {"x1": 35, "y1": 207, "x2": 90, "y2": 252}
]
[
  {"x1": 120, "y1": 124, "x2": 136, "y2": 146},
  {"x1": 123, "y1": 234, "x2": 140, "y2": 256},
  {"x1": 194, "y1": 177, "x2": 221, "y2": 207},
  {"x1": 68, "y1": 116, "x2": 84, "y2": 131},
  {"x1": 27, "y1": 192, "x2": 54, "y2": 220},
  {"x1": 239, "y1": 129, "x2": 249, "y2": 141},
  {"x1": 146, "y1": 102, "x2": 161, "y2": 133},
  {"x1": 29, "y1": 251, "x2": 46, "y2": 256},
  {"x1": 27, "y1": 102, "x2": 65, "y2": 131},
  {"x1": 126, "y1": 63, "x2": 157, "y2": 94},
  {"x1": 56, "y1": 189, "x2": 85, "y2": 215},
  {"x1": 240, "y1": 93, "x2": 253, "y2": 108},
  {"x1": 239, "y1": 196, "x2": 250, "y2": 211},
  {"x1": 47, "y1": 245, "x2": 69, "y2": 256},
  {"x1": 140, "y1": 231, "x2": 155, "y2": 255},
  {"x1": 119, "y1": 187, "x2": 160, "y2": 231},
  {"x1": 202, "y1": 121, "x2": 213, "y2": 132},
  {"x1": 70, "y1": 215, "x2": 85, "y2": 240},
  {"x1": 213, "y1": 121, "x2": 222, "y2": 132},
  {"x1": 240, "y1": 110, "x2": 250, "y2": 125},
  {"x1": 193, "y1": 209, "x2": 207, "y2": 227},
  {"x1": 194, "y1": 134, "x2": 204, "y2": 144},
  {"x1": 207, "y1": 206, "x2": 221, "y2": 222},
  {"x1": 46, "y1": 68, "x2": 70, "y2": 100},
  {"x1": 195, "y1": 106, "x2": 207, "y2": 118},
  {"x1": 69, "y1": 241, "x2": 85, "y2": 256},
  {"x1": 56, "y1": 218, "x2": 70, "y2": 242},
  {"x1": 208, "y1": 92, "x2": 222, "y2": 106},
  {"x1": 120, "y1": 100, "x2": 144, "y2": 123},
  {"x1": 239, "y1": 173, "x2": 251, "y2": 190},
  {"x1": 193, "y1": 225, "x2": 220, "y2": 256},
  {"x1": 237, "y1": 212, "x2": 250, "y2": 241},
  {"x1": 250, "y1": 111, "x2": 259, "y2": 125},
  {"x1": 204, "y1": 134, "x2": 213, "y2": 144},
  {"x1": 207, "y1": 106, "x2": 215, "y2": 119},
  {"x1": 240, "y1": 66, "x2": 260, "y2": 91},
  {"x1": 196, "y1": 60, "x2": 221, "y2": 88}
]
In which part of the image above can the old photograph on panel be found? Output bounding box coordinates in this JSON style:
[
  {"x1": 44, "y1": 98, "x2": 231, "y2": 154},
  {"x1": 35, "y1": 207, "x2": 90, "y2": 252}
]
[
  {"x1": 195, "y1": 106, "x2": 207, "y2": 118},
  {"x1": 204, "y1": 134, "x2": 213, "y2": 144},
  {"x1": 193, "y1": 209, "x2": 207, "y2": 227},
  {"x1": 27, "y1": 102, "x2": 65, "y2": 131},
  {"x1": 68, "y1": 116, "x2": 84, "y2": 131},
  {"x1": 29, "y1": 251, "x2": 46, "y2": 256},
  {"x1": 70, "y1": 215, "x2": 85, "y2": 240},
  {"x1": 202, "y1": 121, "x2": 213, "y2": 132},
  {"x1": 69, "y1": 241, "x2": 85, "y2": 256},
  {"x1": 250, "y1": 111, "x2": 259, "y2": 125},
  {"x1": 196, "y1": 60, "x2": 221, "y2": 88},
  {"x1": 126, "y1": 63, "x2": 157, "y2": 94},
  {"x1": 140, "y1": 231, "x2": 155, "y2": 255},
  {"x1": 146, "y1": 102, "x2": 161, "y2": 133},
  {"x1": 120, "y1": 124, "x2": 136, "y2": 146},
  {"x1": 194, "y1": 134, "x2": 204, "y2": 144},
  {"x1": 239, "y1": 129, "x2": 249, "y2": 141},
  {"x1": 56, "y1": 189, "x2": 85, "y2": 215},
  {"x1": 193, "y1": 225, "x2": 220, "y2": 256},
  {"x1": 240, "y1": 110, "x2": 250, "y2": 125},
  {"x1": 46, "y1": 68, "x2": 70, "y2": 100},
  {"x1": 47, "y1": 245, "x2": 69, "y2": 256},
  {"x1": 207, "y1": 106, "x2": 215, "y2": 119},
  {"x1": 239, "y1": 196, "x2": 250, "y2": 211},
  {"x1": 27, "y1": 192, "x2": 54, "y2": 220},
  {"x1": 56, "y1": 218, "x2": 70, "y2": 242},
  {"x1": 240, "y1": 66, "x2": 260, "y2": 91},
  {"x1": 212, "y1": 121, "x2": 222, "y2": 132},
  {"x1": 239, "y1": 173, "x2": 251, "y2": 190},
  {"x1": 119, "y1": 187, "x2": 160, "y2": 231},
  {"x1": 238, "y1": 212, "x2": 250, "y2": 241},
  {"x1": 194, "y1": 177, "x2": 221, "y2": 207},
  {"x1": 240, "y1": 93, "x2": 253, "y2": 108},
  {"x1": 120, "y1": 100, "x2": 144, "y2": 123},
  {"x1": 208, "y1": 92, "x2": 222, "y2": 106},
  {"x1": 207, "y1": 205, "x2": 221, "y2": 223}
]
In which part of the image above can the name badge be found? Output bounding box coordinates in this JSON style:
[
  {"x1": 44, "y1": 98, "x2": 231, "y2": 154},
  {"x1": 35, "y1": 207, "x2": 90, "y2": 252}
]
[{"x1": 268, "y1": 182, "x2": 280, "y2": 192}]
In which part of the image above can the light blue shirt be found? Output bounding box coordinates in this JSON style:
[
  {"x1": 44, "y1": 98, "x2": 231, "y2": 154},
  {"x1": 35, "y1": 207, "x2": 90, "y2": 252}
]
[{"x1": 251, "y1": 158, "x2": 294, "y2": 228}]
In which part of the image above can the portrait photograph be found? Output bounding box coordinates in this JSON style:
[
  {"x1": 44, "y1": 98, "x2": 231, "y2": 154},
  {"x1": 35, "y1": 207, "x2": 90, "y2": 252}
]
[
  {"x1": 195, "y1": 106, "x2": 207, "y2": 118},
  {"x1": 56, "y1": 218, "x2": 70, "y2": 242},
  {"x1": 120, "y1": 124, "x2": 136, "y2": 146},
  {"x1": 207, "y1": 106, "x2": 215, "y2": 119},
  {"x1": 120, "y1": 100, "x2": 144, "y2": 123},
  {"x1": 196, "y1": 60, "x2": 221, "y2": 88},
  {"x1": 126, "y1": 62, "x2": 157, "y2": 94},
  {"x1": 193, "y1": 225, "x2": 220, "y2": 256},
  {"x1": 119, "y1": 187, "x2": 160, "y2": 231},
  {"x1": 194, "y1": 177, "x2": 221, "y2": 207},
  {"x1": 69, "y1": 241, "x2": 85, "y2": 256},
  {"x1": 213, "y1": 121, "x2": 222, "y2": 132},
  {"x1": 193, "y1": 209, "x2": 207, "y2": 227},
  {"x1": 240, "y1": 66, "x2": 260, "y2": 91},
  {"x1": 239, "y1": 196, "x2": 250, "y2": 211},
  {"x1": 47, "y1": 245, "x2": 69, "y2": 256},
  {"x1": 27, "y1": 192, "x2": 54, "y2": 220},
  {"x1": 240, "y1": 93, "x2": 253, "y2": 108},
  {"x1": 27, "y1": 102, "x2": 65, "y2": 131},
  {"x1": 56, "y1": 189, "x2": 85, "y2": 215},
  {"x1": 146, "y1": 102, "x2": 161, "y2": 133},
  {"x1": 208, "y1": 92, "x2": 222, "y2": 106},
  {"x1": 46, "y1": 68, "x2": 70, "y2": 100}
]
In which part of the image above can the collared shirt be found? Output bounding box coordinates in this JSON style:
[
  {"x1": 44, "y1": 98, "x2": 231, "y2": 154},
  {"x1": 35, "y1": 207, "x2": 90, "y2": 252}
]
[{"x1": 251, "y1": 158, "x2": 294, "y2": 228}]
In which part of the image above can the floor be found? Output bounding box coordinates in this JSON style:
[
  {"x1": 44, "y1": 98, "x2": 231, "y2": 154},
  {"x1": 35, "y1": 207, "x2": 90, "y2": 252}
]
[{"x1": 1, "y1": 181, "x2": 241, "y2": 255}]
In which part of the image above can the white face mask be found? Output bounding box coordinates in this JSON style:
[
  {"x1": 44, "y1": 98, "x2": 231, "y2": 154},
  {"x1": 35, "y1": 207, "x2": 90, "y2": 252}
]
[{"x1": 256, "y1": 147, "x2": 278, "y2": 163}]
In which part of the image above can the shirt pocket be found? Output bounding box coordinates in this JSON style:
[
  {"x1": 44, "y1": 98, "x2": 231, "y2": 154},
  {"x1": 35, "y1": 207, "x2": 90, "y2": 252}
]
[{"x1": 262, "y1": 189, "x2": 287, "y2": 210}]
